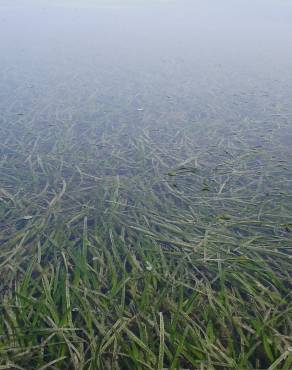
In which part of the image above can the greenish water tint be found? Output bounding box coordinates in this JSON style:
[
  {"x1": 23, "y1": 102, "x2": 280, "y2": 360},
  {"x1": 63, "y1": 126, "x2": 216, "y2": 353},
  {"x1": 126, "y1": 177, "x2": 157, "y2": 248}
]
[{"x1": 0, "y1": 1, "x2": 292, "y2": 368}]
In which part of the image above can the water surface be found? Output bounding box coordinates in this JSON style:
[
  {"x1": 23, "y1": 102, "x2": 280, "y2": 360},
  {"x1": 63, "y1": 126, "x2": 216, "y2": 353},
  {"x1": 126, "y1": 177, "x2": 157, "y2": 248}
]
[{"x1": 0, "y1": 1, "x2": 292, "y2": 368}]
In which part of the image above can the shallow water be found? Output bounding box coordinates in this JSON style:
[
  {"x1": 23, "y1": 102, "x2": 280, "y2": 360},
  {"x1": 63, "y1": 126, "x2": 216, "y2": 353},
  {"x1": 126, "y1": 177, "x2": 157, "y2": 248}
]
[
  {"x1": 1, "y1": 0, "x2": 292, "y2": 229},
  {"x1": 0, "y1": 1, "x2": 292, "y2": 368}
]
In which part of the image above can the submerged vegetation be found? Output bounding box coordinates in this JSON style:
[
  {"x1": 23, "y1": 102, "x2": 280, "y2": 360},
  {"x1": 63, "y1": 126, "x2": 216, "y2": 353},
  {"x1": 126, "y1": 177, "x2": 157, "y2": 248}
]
[
  {"x1": 1, "y1": 87, "x2": 291, "y2": 369},
  {"x1": 1, "y1": 2, "x2": 292, "y2": 367}
]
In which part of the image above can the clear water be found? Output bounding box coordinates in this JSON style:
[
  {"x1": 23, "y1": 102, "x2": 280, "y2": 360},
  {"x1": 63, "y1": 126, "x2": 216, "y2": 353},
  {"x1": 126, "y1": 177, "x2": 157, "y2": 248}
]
[
  {"x1": 1, "y1": 0, "x2": 292, "y2": 238},
  {"x1": 1, "y1": 2, "x2": 292, "y2": 368}
]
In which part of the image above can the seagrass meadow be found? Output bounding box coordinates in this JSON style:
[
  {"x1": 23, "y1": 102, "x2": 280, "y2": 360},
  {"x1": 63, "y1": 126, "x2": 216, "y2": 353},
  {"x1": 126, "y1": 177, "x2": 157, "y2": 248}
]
[{"x1": 1, "y1": 1, "x2": 292, "y2": 369}]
